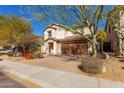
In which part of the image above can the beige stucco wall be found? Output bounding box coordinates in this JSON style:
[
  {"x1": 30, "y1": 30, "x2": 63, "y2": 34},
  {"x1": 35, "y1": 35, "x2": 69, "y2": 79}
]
[
  {"x1": 43, "y1": 24, "x2": 91, "y2": 55},
  {"x1": 44, "y1": 25, "x2": 76, "y2": 40},
  {"x1": 44, "y1": 24, "x2": 91, "y2": 40},
  {"x1": 43, "y1": 39, "x2": 61, "y2": 55}
]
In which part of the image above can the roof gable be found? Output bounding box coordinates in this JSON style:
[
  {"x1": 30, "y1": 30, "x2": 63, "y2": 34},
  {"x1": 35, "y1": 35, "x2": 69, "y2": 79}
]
[{"x1": 43, "y1": 23, "x2": 70, "y2": 32}]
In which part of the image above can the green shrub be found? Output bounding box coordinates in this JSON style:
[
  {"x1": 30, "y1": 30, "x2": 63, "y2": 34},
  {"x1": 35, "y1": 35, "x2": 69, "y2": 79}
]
[
  {"x1": 7, "y1": 51, "x2": 14, "y2": 57},
  {"x1": 37, "y1": 52, "x2": 43, "y2": 58}
]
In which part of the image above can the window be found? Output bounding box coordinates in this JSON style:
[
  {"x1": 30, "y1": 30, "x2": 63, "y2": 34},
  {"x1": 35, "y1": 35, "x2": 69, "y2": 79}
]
[{"x1": 48, "y1": 31, "x2": 52, "y2": 37}]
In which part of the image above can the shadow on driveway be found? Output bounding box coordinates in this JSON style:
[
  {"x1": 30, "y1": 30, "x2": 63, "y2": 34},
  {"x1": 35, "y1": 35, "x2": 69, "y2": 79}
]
[{"x1": 0, "y1": 72, "x2": 25, "y2": 88}]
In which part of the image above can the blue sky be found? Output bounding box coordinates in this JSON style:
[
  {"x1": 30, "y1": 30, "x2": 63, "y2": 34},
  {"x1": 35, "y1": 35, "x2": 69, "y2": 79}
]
[
  {"x1": 0, "y1": 5, "x2": 48, "y2": 36},
  {"x1": 0, "y1": 5, "x2": 111, "y2": 36}
]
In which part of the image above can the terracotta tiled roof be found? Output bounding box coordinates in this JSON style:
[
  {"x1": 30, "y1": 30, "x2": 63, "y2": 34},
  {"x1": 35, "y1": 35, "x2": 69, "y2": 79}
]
[
  {"x1": 45, "y1": 37, "x2": 59, "y2": 42},
  {"x1": 43, "y1": 23, "x2": 63, "y2": 32},
  {"x1": 59, "y1": 36, "x2": 88, "y2": 42},
  {"x1": 44, "y1": 35, "x2": 91, "y2": 43}
]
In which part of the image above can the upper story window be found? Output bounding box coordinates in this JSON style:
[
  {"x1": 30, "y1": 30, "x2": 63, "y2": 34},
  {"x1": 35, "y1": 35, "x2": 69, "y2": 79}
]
[{"x1": 48, "y1": 31, "x2": 52, "y2": 37}]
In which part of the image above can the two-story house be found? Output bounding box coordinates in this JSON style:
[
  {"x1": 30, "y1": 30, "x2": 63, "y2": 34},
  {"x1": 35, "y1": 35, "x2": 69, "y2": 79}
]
[{"x1": 43, "y1": 23, "x2": 92, "y2": 55}]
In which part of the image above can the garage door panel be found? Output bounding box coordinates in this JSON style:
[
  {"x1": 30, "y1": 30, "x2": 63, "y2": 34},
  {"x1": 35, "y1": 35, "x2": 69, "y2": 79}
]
[{"x1": 61, "y1": 42, "x2": 88, "y2": 55}]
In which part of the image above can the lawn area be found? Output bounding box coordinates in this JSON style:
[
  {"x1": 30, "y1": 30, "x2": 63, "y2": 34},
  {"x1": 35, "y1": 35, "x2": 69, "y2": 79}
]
[{"x1": 0, "y1": 54, "x2": 124, "y2": 83}]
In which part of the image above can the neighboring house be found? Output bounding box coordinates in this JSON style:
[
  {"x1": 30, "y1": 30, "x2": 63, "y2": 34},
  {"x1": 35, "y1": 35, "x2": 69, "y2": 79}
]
[
  {"x1": 103, "y1": 24, "x2": 118, "y2": 53},
  {"x1": 43, "y1": 23, "x2": 92, "y2": 55},
  {"x1": 103, "y1": 14, "x2": 124, "y2": 54}
]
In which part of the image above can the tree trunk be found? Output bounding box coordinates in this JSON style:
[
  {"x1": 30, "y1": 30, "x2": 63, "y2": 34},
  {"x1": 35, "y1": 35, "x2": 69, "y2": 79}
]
[
  {"x1": 118, "y1": 38, "x2": 122, "y2": 56},
  {"x1": 100, "y1": 43, "x2": 103, "y2": 54},
  {"x1": 92, "y1": 42, "x2": 97, "y2": 58},
  {"x1": 121, "y1": 39, "x2": 124, "y2": 56}
]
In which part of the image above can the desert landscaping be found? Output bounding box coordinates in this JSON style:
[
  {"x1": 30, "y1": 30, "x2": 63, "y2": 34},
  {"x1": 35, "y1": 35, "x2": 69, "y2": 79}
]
[
  {"x1": 0, "y1": 54, "x2": 124, "y2": 83},
  {"x1": 1, "y1": 5, "x2": 124, "y2": 88}
]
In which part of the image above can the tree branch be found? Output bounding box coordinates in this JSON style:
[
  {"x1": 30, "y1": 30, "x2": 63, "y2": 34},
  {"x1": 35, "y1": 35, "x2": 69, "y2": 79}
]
[
  {"x1": 75, "y1": 6, "x2": 90, "y2": 25},
  {"x1": 94, "y1": 5, "x2": 104, "y2": 34},
  {"x1": 70, "y1": 6, "x2": 85, "y2": 24},
  {"x1": 56, "y1": 23, "x2": 93, "y2": 43}
]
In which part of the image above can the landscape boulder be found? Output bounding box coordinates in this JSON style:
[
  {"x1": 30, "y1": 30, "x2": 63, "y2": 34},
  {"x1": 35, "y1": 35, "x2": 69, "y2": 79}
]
[
  {"x1": 102, "y1": 52, "x2": 109, "y2": 59},
  {"x1": 80, "y1": 57, "x2": 106, "y2": 74}
]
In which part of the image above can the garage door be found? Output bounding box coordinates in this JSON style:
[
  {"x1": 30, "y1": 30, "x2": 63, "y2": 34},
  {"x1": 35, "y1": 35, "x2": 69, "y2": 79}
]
[{"x1": 61, "y1": 42, "x2": 88, "y2": 55}]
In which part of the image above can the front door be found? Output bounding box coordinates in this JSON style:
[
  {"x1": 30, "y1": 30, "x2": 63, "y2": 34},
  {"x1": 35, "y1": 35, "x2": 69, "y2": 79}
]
[{"x1": 48, "y1": 42, "x2": 53, "y2": 53}]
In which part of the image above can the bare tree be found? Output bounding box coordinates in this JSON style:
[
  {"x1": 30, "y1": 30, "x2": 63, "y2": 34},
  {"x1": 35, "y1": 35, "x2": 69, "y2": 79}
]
[{"x1": 22, "y1": 5, "x2": 107, "y2": 57}]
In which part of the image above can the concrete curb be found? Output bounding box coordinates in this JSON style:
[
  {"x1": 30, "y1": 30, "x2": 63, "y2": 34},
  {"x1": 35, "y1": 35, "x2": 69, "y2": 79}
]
[{"x1": 2, "y1": 69, "x2": 61, "y2": 88}]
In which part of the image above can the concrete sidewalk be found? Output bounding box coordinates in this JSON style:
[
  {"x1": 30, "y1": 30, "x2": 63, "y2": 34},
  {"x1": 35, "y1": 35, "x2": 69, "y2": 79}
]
[{"x1": 0, "y1": 60, "x2": 124, "y2": 88}]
